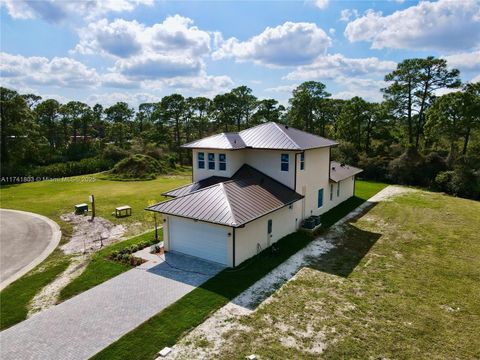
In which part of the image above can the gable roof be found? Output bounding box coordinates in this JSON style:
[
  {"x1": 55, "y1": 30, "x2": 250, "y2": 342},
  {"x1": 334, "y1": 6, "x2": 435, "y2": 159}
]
[
  {"x1": 182, "y1": 122, "x2": 338, "y2": 151},
  {"x1": 147, "y1": 165, "x2": 303, "y2": 227},
  {"x1": 329, "y1": 161, "x2": 363, "y2": 183}
]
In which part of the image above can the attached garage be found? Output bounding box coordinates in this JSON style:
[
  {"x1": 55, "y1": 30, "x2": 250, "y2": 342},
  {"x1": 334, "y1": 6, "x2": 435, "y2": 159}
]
[{"x1": 168, "y1": 216, "x2": 230, "y2": 266}]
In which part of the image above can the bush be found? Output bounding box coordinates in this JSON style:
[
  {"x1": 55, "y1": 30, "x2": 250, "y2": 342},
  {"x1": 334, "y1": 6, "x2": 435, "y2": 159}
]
[
  {"x1": 358, "y1": 154, "x2": 390, "y2": 182},
  {"x1": 388, "y1": 148, "x2": 427, "y2": 186},
  {"x1": 435, "y1": 166, "x2": 480, "y2": 200},
  {"x1": 109, "y1": 154, "x2": 165, "y2": 180},
  {"x1": 101, "y1": 144, "x2": 129, "y2": 163},
  {"x1": 30, "y1": 157, "x2": 114, "y2": 178}
]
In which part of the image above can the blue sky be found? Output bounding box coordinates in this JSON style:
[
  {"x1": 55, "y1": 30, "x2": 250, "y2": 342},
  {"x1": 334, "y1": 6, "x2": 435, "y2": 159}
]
[{"x1": 1, "y1": 0, "x2": 479, "y2": 108}]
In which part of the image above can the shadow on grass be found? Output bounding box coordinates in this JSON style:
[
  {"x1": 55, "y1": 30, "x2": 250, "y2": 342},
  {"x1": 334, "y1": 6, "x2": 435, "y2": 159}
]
[{"x1": 306, "y1": 222, "x2": 381, "y2": 278}]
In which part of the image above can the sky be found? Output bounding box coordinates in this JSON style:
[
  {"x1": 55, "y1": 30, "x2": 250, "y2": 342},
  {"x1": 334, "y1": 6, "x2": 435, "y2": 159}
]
[{"x1": 1, "y1": 0, "x2": 479, "y2": 108}]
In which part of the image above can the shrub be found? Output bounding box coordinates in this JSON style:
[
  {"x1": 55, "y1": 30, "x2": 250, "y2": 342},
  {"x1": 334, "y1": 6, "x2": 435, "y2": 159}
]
[
  {"x1": 101, "y1": 144, "x2": 129, "y2": 163},
  {"x1": 30, "y1": 157, "x2": 114, "y2": 178},
  {"x1": 388, "y1": 148, "x2": 427, "y2": 186},
  {"x1": 109, "y1": 154, "x2": 165, "y2": 180},
  {"x1": 358, "y1": 154, "x2": 390, "y2": 182}
]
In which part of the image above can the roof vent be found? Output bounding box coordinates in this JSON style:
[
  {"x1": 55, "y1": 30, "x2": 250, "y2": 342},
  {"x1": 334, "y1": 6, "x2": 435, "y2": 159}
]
[
  {"x1": 340, "y1": 163, "x2": 346, "y2": 167},
  {"x1": 234, "y1": 140, "x2": 236, "y2": 143},
  {"x1": 332, "y1": 166, "x2": 336, "y2": 170},
  {"x1": 285, "y1": 125, "x2": 289, "y2": 129}
]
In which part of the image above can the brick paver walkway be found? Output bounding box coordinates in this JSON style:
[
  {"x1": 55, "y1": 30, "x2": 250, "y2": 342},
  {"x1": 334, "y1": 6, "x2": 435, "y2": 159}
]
[{"x1": 0, "y1": 253, "x2": 224, "y2": 360}]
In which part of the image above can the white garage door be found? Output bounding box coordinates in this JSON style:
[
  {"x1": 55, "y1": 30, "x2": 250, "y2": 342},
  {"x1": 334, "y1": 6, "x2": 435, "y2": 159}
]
[{"x1": 169, "y1": 217, "x2": 229, "y2": 265}]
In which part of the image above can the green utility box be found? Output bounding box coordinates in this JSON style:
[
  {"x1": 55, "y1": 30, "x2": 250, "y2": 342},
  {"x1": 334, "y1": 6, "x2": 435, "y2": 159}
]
[{"x1": 75, "y1": 203, "x2": 88, "y2": 215}]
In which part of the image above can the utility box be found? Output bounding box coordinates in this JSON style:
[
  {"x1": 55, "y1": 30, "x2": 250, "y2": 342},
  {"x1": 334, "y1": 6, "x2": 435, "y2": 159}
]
[{"x1": 75, "y1": 203, "x2": 88, "y2": 215}]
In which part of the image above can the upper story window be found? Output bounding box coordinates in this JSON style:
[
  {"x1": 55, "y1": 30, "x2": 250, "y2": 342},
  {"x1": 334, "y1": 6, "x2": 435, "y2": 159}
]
[
  {"x1": 337, "y1": 182, "x2": 340, "y2": 197},
  {"x1": 318, "y1": 188, "x2": 324, "y2": 208},
  {"x1": 281, "y1": 153, "x2": 289, "y2": 172},
  {"x1": 208, "y1": 153, "x2": 215, "y2": 170},
  {"x1": 198, "y1": 152, "x2": 205, "y2": 169},
  {"x1": 219, "y1": 153, "x2": 226, "y2": 171},
  {"x1": 300, "y1": 153, "x2": 305, "y2": 170}
]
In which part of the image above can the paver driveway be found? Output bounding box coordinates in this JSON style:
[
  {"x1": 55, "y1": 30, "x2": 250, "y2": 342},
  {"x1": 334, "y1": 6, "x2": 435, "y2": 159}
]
[{"x1": 0, "y1": 252, "x2": 224, "y2": 360}]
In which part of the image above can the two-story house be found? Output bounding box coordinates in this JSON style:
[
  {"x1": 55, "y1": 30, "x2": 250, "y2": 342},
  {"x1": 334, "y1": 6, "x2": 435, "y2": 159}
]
[{"x1": 148, "y1": 122, "x2": 362, "y2": 267}]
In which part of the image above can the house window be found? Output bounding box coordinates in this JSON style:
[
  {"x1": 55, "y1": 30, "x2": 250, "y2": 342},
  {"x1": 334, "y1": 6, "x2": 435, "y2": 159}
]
[
  {"x1": 268, "y1": 219, "x2": 273, "y2": 234},
  {"x1": 219, "y1": 153, "x2": 226, "y2": 171},
  {"x1": 300, "y1": 153, "x2": 305, "y2": 170},
  {"x1": 281, "y1": 153, "x2": 289, "y2": 172},
  {"x1": 337, "y1": 182, "x2": 340, "y2": 197},
  {"x1": 330, "y1": 184, "x2": 333, "y2": 201},
  {"x1": 198, "y1": 152, "x2": 205, "y2": 169},
  {"x1": 318, "y1": 188, "x2": 324, "y2": 208},
  {"x1": 208, "y1": 153, "x2": 215, "y2": 170}
]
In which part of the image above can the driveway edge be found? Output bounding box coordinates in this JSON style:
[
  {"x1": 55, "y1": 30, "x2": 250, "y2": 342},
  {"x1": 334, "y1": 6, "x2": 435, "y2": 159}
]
[{"x1": 0, "y1": 209, "x2": 62, "y2": 291}]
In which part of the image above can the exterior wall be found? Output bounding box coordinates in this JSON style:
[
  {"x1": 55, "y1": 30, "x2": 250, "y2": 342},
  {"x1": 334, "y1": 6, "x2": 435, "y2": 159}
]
[
  {"x1": 234, "y1": 202, "x2": 301, "y2": 266},
  {"x1": 327, "y1": 176, "x2": 355, "y2": 209},
  {"x1": 192, "y1": 149, "x2": 245, "y2": 182},
  {"x1": 294, "y1": 147, "x2": 331, "y2": 218},
  {"x1": 162, "y1": 214, "x2": 234, "y2": 267},
  {"x1": 244, "y1": 149, "x2": 296, "y2": 188}
]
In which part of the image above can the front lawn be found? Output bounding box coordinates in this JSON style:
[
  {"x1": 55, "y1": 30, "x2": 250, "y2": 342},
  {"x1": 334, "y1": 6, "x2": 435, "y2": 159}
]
[
  {"x1": 0, "y1": 169, "x2": 191, "y2": 237},
  {"x1": 91, "y1": 180, "x2": 386, "y2": 360}
]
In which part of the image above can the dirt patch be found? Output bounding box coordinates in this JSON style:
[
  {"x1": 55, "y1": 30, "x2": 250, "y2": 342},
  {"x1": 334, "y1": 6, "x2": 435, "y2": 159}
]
[
  {"x1": 28, "y1": 255, "x2": 89, "y2": 316},
  {"x1": 60, "y1": 213, "x2": 126, "y2": 255}
]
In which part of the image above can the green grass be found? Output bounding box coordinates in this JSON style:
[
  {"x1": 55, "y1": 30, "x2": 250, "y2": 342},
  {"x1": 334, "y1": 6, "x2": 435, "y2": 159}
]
[
  {"x1": 0, "y1": 250, "x2": 70, "y2": 330},
  {"x1": 0, "y1": 169, "x2": 191, "y2": 237},
  {"x1": 59, "y1": 230, "x2": 160, "y2": 301},
  {"x1": 91, "y1": 180, "x2": 386, "y2": 360},
  {"x1": 0, "y1": 170, "x2": 188, "y2": 330},
  {"x1": 210, "y1": 190, "x2": 480, "y2": 359}
]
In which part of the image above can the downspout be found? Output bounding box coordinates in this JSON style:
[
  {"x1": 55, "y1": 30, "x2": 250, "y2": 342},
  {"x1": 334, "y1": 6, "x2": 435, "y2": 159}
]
[
  {"x1": 232, "y1": 227, "x2": 236, "y2": 268},
  {"x1": 353, "y1": 176, "x2": 356, "y2": 197},
  {"x1": 328, "y1": 147, "x2": 332, "y2": 181}
]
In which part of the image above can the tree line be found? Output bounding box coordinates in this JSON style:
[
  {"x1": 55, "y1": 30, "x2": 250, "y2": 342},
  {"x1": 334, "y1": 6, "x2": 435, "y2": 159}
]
[{"x1": 1, "y1": 56, "x2": 479, "y2": 198}]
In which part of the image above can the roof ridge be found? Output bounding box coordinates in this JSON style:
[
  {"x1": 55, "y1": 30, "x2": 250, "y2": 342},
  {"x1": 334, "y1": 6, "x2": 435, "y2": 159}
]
[
  {"x1": 219, "y1": 183, "x2": 237, "y2": 226},
  {"x1": 271, "y1": 122, "x2": 300, "y2": 150}
]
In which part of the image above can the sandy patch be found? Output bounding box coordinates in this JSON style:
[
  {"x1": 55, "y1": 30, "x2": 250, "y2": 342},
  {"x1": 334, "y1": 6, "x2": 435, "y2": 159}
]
[
  {"x1": 167, "y1": 185, "x2": 413, "y2": 359},
  {"x1": 28, "y1": 255, "x2": 89, "y2": 316},
  {"x1": 60, "y1": 213, "x2": 126, "y2": 254}
]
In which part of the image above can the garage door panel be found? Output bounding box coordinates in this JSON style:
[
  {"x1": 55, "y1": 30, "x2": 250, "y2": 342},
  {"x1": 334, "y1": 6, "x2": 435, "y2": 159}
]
[{"x1": 169, "y1": 217, "x2": 229, "y2": 265}]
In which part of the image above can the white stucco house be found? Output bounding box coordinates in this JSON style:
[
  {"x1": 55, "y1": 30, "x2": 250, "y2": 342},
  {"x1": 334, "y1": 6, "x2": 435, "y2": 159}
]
[{"x1": 148, "y1": 122, "x2": 362, "y2": 267}]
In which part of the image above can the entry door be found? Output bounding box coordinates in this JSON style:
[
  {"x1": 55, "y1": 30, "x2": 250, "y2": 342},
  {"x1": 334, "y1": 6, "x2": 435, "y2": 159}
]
[
  {"x1": 267, "y1": 219, "x2": 273, "y2": 246},
  {"x1": 169, "y1": 217, "x2": 229, "y2": 265}
]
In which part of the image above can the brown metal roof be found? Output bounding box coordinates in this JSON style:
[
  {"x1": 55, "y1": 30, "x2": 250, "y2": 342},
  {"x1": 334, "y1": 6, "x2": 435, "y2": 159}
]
[
  {"x1": 147, "y1": 165, "x2": 303, "y2": 227},
  {"x1": 182, "y1": 122, "x2": 338, "y2": 150},
  {"x1": 162, "y1": 176, "x2": 229, "y2": 197},
  {"x1": 329, "y1": 161, "x2": 363, "y2": 183}
]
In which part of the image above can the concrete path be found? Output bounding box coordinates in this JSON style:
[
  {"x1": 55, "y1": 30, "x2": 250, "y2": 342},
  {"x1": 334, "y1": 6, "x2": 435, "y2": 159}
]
[
  {"x1": 0, "y1": 209, "x2": 61, "y2": 290},
  {"x1": 0, "y1": 252, "x2": 224, "y2": 360}
]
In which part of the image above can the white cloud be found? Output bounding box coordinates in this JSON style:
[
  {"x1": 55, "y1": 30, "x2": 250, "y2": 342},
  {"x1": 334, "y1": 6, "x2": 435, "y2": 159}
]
[
  {"x1": 471, "y1": 74, "x2": 480, "y2": 83},
  {"x1": 344, "y1": 0, "x2": 480, "y2": 51},
  {"x1": 0, "y1": 52, "x2": 100, "y2": 88},
  {"x1": 212, "y1": 22, "x2": 332, "y2": 67},
  {"x1": 86, "y1": 92, "x2": 162, "y2": 108},
  {"x1": 332, "y1": 77, "x2": 386, "y2": 102},
  {"x1": 264, "y1": 84, "x2": 299, "y2": 94},
  {"x1": 74, "y1": 15, "x2": 219, "y2": 83},
  {"x1": 75, "y1": 15, "x2": 211, "y2": 59},
  {"x1": 313, "y1": 0, "x2": 329, "y2": 10},
  {"x1": 1, "y1": 0, "x2": 153, "y2": 22},
  {"x1": 285, "y1": 53, "x2": 396, "y2": 80},
  {"x1": 443, "y1": 50, "x2": 480, "y2": 72},
  {"x1": 340, "y1": 9, "x2": 359, "y2": 22}
]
